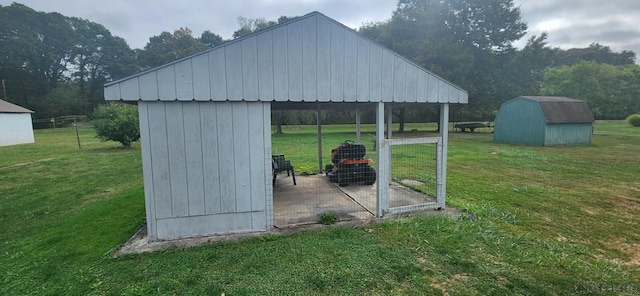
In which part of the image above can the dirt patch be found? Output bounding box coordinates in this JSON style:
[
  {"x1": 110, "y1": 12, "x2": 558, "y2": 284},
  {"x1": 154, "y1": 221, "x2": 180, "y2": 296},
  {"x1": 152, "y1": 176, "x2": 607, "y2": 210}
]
[
  {"x1": 609, "y1": 194, "x2": 640, "y2": 210},
  {"x1": 0, "y1": 158, "x2": 54, "y2": 170},
  {"x1": 431, "y1": 273, "x2": 470, "y2": 295},
  {"x1": 593, "y1": 241, "x2": 640, "y2": 267},
  {"x1": 606, "y1": 241, "x2": 640, "y2": 267}
]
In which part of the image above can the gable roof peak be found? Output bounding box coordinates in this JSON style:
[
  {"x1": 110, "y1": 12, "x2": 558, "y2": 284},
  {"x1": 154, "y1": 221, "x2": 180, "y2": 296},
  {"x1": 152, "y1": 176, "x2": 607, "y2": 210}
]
[{"x1": 0, "y1": 99, "x2": 34, "y2": 113}]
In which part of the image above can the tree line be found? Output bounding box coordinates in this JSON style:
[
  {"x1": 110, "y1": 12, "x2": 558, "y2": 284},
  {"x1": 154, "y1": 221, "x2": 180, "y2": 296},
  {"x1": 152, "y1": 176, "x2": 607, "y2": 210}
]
[{"x1": 1, "y1": 1, "x2": 638, "y2": 125}]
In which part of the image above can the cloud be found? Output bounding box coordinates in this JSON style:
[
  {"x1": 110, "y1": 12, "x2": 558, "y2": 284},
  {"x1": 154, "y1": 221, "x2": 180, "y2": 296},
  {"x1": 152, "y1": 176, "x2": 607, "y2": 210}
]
[
  {"x1": 2, "y1": 0, "x2": 639, "y2": 59},
  {"x1": 515, "y1": 0, "x2": 640, "y2": 56},
  {"x1": 29, "y1": 0, "x2": 396, "y2": 49}
]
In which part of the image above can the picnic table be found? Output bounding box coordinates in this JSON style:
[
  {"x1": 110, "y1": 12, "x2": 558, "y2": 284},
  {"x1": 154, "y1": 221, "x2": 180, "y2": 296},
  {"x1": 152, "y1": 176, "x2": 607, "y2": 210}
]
[{"x1": 454, "y1": 122, "x2": 493, "y2": 132}]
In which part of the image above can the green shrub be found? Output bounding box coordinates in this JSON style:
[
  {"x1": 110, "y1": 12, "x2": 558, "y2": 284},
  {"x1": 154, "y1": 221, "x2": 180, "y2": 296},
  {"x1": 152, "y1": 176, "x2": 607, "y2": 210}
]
[
  {"x1": 92, "y1": 103, "x2": 140, "y2": 147},
  {"x1": 626, "y1": 114, "x2": 640, "y2": 127},
  {"x1": 318, "y1": 212, "x2": 339, "y2": 225}
]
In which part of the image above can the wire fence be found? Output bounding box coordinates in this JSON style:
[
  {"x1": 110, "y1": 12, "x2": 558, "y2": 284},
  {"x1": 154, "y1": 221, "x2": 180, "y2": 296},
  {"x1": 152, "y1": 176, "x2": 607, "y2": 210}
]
[
  {"x1": 389, "y1": 143, "x2": 438, "y2": 211},
  {"x1": 272, "y1": 132, "x2": 439, "y2": 227},
  {"x1": 32, "y1": 115, "x2": 91, "y2": 129}
]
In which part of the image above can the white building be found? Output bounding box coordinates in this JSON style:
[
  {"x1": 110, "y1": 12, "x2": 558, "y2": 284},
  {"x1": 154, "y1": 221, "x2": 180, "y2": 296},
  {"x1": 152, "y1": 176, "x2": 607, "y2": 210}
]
[
  {"x1": 104, "y1": 11, "x2": 468, "y2": 241},
  {"x1": 0, "y1": 99, "x2": 35, "y2": 147}
]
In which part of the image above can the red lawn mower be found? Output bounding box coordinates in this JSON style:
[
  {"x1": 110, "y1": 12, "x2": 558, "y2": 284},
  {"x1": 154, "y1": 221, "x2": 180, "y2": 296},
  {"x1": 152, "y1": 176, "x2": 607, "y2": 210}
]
[{"x1": 325, "y1": 140, "x2": 376, "y2": 186}]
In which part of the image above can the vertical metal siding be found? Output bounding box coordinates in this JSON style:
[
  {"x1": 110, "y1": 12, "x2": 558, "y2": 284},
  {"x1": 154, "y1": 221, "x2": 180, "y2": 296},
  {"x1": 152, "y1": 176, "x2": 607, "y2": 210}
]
[
  {"x1": 494, "y1": 98, "x2": 546, "y2": 145},
  {"x1": 427, "y1": 74, "x2": 438, "y2": 103},
  {"x1": 272, "y1": 26, "x2": 289, "y2": 100},
  {"x1": 248, "y1": 105, "x2": 267, "y2": 212},
  {"x1": 405, "y1": 64, "x2": 418, "y2": 102},
  {"x1": 545, "y1": 123, "x2": 593, "y2": 145},
  {"x1": 209, "y1": 49, "x2": 227, "y2": 100},
  {"x1": 241, "y1": 37, "x2": 259, "y2": 101},
  {"x1": 257, "y1": 31, "x2": 274, "y2": 101},
  {"x1": 449, "y1": 84, "x2": 459, "y2": 103},
  {"x1": 232, "y1": 103, "x2": 252, "y2": 212},
  {"x1": 302, "y1": 15, "x2": 318, "y2": 101},
  {"x1": 165, "y1": 103, "x2": 189, "y2": 217},
  {"x1": 329, "y1": 22, "x2": 344, "y2": 100},
  {"x1": 106, "y1": 13, "x2": 468, "y2": 104},
  {"x1": 416, "y1": 70, "x2": 427, "y2": 103},
  {"x1": 343, "y1": 31, "x2": 358, "y2": 102},
  {"x1": 437, "y1": 82, "x2": 449, "y2": 103},
  {"x1": 191, "y1": 53, "x2": 210, "y2": 100},
  {"x1": 146, "y1": 103, "x2": 172, "y2": 219},
  {"x1": 141, "y1": 101, "x2": 271, "y2": 240},
  {"x1": 356, "y1": 36, "x2": 371, "y2": 102},
  {"x1": 157, "y1": 65, "x2": 177, "y2": 101},
  {"x1": 175, "y1": 59, "x2": 194, "y2": 99},
  {"x1": 287, "y1": 20, "x2": 303, "y2": 101},
  {"x1": 380, "y1": 48, "x2": 395, "y2": 102},
  {"x1": 182, "y1": 103, "x2": 205, "y2": 216},
  {"x1": 225, "y1": 42, "x2": 244, "y2": 101},
  {"x1": 215, "y1": 102, "x2": 237, "y2": 212},
  {"x1": 316, "y1": 17, "x2": 331, "y2": 101},
  {"x1": 393, "y1": 56, "x2": 406, "y2": 102},
  {"x1": 120, "y1": 77, "x2": 140, "y2": 100},
  {"x1": 369, "y1": 44, "x2": 383, "y2": 101},
  {"x1": 137, "y1": 103, "x2": 156, "y2": 240},
  {"x1": 104, "y1": 83, "x2": 121, "y2": 100},
  {"x1": 139, "y1": 72, "x2": 158, "y2": 100},
  {"x1": 199, "y1": 103, "x2": 222, "y2": 215},
  {"x1": 0, "y1": 113, "x2": 35, "y2": 146}
]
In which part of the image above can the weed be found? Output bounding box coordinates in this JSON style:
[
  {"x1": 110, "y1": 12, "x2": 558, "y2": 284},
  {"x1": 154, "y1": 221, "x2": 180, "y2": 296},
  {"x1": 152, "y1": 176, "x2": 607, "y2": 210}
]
[{"x1": 318, "y1": 212, "x2": 339, "y2": 225}]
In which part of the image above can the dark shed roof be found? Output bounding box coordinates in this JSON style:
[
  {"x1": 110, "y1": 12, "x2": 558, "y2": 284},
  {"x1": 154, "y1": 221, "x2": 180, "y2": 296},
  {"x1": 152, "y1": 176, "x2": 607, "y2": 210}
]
[
  {"x1": 0, "y1": 99, "x2": 34, "y2": 113},
  {"x1": 522, "y1": 96, "x2": 594, "y2": 123}
]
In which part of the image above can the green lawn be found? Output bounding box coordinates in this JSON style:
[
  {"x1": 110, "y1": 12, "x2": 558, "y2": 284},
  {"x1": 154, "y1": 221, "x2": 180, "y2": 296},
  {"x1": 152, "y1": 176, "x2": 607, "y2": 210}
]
[{"x1": 1, "y1": 122, "x2": 638, "y2": 295}]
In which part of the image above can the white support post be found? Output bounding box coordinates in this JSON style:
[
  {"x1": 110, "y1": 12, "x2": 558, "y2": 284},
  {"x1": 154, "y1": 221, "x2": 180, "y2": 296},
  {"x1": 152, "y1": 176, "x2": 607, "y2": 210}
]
[
  {"x1": 317, "y1": 103, "x2": 323, "y2": 174},
  {"x1": 355, "y1": 107, "x2": 361, "y2": 144},
  {"x1": 386, "y1": 105, "x2": 393, "y2": 139},
  {"x1": 386, "y1": 106, "x2": 393, "y2": 185},
  {"x1": 376, "y1": 102, "x2": 388, "y2": 217},
  {"x1": 436, "y1": 103, "x2": 449, "y2": 209}
]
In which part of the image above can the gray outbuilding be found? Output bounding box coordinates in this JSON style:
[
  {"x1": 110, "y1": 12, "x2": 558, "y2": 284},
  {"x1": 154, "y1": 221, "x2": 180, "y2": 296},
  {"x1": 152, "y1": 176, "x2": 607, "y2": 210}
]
[
  {"x1": 0, "y1": 99, "x2": 34, "y2": 147},
  {"x1": 104, "y1": 11, "x2": 468, "y2": 241},
  {"x1": 494, "y1": 96, "x2": 595, "y2": 146}
]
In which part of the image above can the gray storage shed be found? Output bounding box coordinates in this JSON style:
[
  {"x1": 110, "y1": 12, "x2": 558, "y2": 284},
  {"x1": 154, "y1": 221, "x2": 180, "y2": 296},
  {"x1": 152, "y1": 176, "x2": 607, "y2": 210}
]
[
  {"x1": 0, "y1": 99, "x2": 35, "y2": 147},
  {"x1": 104, "y1": 11, "x2": 468, "y2": 241},
  {"x1": 494, "y1": 96, "x2": 594, "y2": 146}
]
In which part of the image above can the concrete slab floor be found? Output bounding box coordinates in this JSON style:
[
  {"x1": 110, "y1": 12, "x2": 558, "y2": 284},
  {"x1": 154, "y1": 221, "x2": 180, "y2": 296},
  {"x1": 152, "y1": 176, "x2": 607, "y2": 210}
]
[
  {"x1": 273, "y1": 174, "x2": 436, "y2": 227},
  {"x1": 273, "y1": 174, "x2": 373, "y2": 227}
]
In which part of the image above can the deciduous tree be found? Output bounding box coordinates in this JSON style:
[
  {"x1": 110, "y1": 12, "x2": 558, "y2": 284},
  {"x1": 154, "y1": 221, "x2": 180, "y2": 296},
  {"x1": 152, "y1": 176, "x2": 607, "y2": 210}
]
[
  {"x1": 540, "y1": 61, "x2": 640, "y2": 119},
  {"x1": 137, "y1": 28, "x2": 206, "y2": 70}
]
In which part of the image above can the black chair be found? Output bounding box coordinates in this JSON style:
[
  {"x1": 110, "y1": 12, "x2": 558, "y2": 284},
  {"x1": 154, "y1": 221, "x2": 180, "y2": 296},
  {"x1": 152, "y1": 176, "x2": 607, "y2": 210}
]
[{"x1": 272, "y1": 154, "x2": 296, "y2": 185}]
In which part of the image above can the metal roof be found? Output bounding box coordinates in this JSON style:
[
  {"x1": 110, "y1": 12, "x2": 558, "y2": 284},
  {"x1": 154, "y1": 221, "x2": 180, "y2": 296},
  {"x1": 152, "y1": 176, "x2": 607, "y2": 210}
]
[
  {"x1": 0, "y1": 99, "x2": 33, "y2": 113},
  {"x1": 104, "y1": 11, "x2": 467, "y2": 104},
  {"x1": 521, "y1": 96, "x2": 594, "y2": 123}
]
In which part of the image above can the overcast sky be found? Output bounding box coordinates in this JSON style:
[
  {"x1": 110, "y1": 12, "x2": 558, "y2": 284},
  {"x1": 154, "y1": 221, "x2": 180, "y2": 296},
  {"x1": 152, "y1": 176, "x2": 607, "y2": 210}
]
[{"x1": 2, "y1": 0, "x2": 639, "y2": 59}]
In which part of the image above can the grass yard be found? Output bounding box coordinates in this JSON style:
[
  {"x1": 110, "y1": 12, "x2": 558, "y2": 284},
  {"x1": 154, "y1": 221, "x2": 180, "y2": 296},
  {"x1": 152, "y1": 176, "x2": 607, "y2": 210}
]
[{"x1": 1, "y1": 121, "x2": 638, "y2": 295}]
